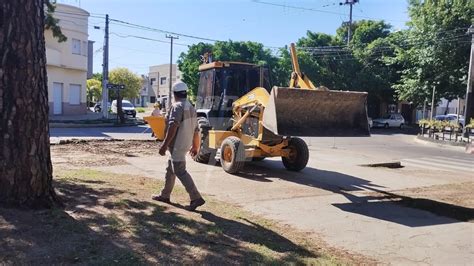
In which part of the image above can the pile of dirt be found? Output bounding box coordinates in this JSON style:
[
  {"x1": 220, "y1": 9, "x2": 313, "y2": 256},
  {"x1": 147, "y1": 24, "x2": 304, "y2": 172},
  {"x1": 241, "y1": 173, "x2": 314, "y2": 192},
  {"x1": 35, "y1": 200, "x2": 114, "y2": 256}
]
[{"x1": 51, "y1": 140, "x2": 160, "y2": 167}]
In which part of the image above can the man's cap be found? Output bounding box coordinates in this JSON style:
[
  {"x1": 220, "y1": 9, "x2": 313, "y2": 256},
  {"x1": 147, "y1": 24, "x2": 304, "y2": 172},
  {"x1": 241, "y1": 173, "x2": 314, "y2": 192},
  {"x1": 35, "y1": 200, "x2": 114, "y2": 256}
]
[{"x1": 172, "y1": 82, "x2": 188, "y2": 92}]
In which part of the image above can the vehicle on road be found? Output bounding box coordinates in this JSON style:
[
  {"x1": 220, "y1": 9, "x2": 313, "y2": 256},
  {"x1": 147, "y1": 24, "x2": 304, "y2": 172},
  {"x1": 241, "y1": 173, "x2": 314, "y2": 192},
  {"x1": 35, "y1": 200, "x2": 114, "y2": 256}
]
[
  {"x1": 372, "y1": 113, "x2": 405, "y2": 129},
  {"x1": 111, "y1": 100, "x2": 137, "y2": 118},
  {"x1": 446, "y1": 114, "x2": 465, "y2": 128},
  {"x1": 146, "y1": 43, "x2": 369, "y2": 174},
  {"x1": 435, "y1": 114, "x2": 465, "y2": 128}
]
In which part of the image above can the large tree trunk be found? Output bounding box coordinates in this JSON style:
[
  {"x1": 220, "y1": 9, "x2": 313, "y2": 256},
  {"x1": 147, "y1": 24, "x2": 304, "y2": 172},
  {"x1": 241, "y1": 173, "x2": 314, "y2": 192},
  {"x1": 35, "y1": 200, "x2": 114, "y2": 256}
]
[{"x1": 0, "y1": 0, "x2": 58, "y2": 208}]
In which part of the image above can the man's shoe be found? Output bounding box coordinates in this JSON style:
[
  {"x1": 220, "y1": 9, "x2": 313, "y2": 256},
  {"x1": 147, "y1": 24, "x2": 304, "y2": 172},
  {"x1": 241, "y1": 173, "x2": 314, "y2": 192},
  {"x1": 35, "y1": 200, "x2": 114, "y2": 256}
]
[
  {"x1": 152, "y1": 194, "x2": 171, "y2": 204},
  {"x1": 187, "y1": 197, "x2": 205, "y2": 211}
]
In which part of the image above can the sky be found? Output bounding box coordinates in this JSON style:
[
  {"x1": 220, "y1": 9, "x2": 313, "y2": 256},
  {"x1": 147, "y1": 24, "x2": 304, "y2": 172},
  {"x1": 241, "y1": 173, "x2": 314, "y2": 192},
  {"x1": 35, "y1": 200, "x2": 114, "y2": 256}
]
[{"x1": 56, "y1": 0, "x2": 410, "y2": 75}]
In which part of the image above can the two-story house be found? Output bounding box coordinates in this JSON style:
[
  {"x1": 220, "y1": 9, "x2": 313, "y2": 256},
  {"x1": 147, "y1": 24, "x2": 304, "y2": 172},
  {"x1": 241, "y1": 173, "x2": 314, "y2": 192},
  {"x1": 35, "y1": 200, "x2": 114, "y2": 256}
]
[
  {"x1": 148, "y1": 64, "x2": 182, "y2": 107},
  {"x1": 46, "y1": 3, "x2": 91, "y2": 116}
]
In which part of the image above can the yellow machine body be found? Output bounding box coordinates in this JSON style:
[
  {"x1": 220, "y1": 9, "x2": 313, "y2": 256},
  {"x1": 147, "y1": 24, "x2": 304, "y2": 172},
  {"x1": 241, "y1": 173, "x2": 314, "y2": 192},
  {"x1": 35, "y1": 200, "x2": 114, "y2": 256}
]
[{"x1": 207, "y1": 43, "x2": 369, "y2": 162}]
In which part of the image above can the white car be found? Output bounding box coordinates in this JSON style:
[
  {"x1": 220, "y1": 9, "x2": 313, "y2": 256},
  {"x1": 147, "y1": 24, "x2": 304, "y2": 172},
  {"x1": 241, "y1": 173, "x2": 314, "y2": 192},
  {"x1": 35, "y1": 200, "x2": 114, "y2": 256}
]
[
  {"x1": 445, "y1": 114, "x2": 465, "y2": 128},
  {"x1": 372, "y1": 113, "x2": 405, "y2": 129},
  {"x1": 111, "y1": 100, "x2": 137, "y2": 118}
]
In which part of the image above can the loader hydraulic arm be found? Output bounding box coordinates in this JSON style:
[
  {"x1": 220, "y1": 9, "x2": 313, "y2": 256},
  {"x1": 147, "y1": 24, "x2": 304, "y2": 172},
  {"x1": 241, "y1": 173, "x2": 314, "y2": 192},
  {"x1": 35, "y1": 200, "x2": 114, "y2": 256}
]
[{"x1": 289, "y1": 43, "x2": 325, "y2": 90}]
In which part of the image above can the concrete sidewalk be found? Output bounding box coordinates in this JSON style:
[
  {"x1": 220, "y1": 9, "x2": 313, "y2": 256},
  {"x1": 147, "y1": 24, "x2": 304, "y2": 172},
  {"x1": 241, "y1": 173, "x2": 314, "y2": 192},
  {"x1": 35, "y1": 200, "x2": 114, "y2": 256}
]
[{"x1": 90, "y1": 147, "x2": 473, "y2": 264}]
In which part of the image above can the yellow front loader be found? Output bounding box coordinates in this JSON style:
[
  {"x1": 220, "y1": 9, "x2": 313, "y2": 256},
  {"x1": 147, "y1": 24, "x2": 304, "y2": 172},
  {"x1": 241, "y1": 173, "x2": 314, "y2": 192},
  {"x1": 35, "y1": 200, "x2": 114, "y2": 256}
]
[{"x1": 146, "y1": 43, "x2": 369, "y2": 174}]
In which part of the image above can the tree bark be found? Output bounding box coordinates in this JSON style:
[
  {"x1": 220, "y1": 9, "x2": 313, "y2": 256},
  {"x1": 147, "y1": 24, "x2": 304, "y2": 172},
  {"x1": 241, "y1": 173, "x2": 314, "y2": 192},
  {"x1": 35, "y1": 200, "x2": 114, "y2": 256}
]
[{"x1": 0, "y1": 0, "x2": 59, "y2": 208}]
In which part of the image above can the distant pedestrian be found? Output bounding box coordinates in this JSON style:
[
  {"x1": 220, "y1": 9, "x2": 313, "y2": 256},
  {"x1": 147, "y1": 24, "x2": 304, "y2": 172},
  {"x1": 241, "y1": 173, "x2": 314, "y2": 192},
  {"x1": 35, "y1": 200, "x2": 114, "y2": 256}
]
[
  {"x1": 151, "y1": 102, "x2": 162, "y2": 117},
  {"x1": 152, "y1": 82, "x2": 205, "y2": 211}
]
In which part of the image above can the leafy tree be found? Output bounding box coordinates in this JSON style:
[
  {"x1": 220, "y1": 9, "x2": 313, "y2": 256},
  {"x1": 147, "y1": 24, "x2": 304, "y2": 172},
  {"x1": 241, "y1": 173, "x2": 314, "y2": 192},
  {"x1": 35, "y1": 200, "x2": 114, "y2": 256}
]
[
  {"x1": 91, "y1": 72, "x2": 103, "y2": 82},
  {"x1": 45, "y1": 0, "x2": 67, "y2": 42},
  {"x1": 350, "y1": 20, "x2": 391, "y2": 49},
  {"x1": 350, "y1": 21, "x2": 398, "y2": 104},
  {"x1": 178, "y1": 41, "x2": 286, "y2": 97},
  {"x1": 1, "y1": 0, "x2": 59, "y2": 207},
  {"x1": 177, "y1": 42, "x2": 213, "y2": 98},
  {"x1": 108, "y1": 68, "x2": 141, "y2": 100},
  {"x1": 392, "y1": 0, "x2": 472, "y2": 106},
  {"x1": 86, "y1": 79, "x2": 102, "y2": 104}
]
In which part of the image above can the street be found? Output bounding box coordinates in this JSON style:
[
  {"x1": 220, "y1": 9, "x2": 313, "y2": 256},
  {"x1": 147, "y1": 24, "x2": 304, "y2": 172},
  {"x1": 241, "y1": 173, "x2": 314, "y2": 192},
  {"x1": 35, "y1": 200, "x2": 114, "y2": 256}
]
[{"x1": 50, "y1": 126, "x2": 474, "y2": 264}]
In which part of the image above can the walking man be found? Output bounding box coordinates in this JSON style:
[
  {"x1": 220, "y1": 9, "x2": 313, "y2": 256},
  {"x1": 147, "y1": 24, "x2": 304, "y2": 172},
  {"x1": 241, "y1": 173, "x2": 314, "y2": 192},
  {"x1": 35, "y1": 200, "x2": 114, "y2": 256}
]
[{"x1": 152, "y1": 82, "x2": 205, "y2": 211}]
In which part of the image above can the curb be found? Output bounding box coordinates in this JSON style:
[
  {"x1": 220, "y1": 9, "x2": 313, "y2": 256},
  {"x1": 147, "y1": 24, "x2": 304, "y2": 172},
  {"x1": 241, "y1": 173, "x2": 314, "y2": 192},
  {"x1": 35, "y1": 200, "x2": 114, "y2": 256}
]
[
  {"x1": 50, "y1": 138, "x2": 158, "y2": 145},
  {"x1": 49, "y1": 122, "x2": 145, "y2": 128},
  {"x1": 414, "y1": 135, "x2": 470, "y2": 153}
]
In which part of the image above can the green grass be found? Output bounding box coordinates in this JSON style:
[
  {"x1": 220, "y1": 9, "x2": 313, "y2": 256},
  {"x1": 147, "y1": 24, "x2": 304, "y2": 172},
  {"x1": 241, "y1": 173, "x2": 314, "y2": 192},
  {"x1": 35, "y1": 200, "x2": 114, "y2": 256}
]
[
  {"x1": 0, "y1": 168, "x2": 365, "y2": 265},
  {"x1": 136, "y1": 107, "x2": 146, "y2": 113}
]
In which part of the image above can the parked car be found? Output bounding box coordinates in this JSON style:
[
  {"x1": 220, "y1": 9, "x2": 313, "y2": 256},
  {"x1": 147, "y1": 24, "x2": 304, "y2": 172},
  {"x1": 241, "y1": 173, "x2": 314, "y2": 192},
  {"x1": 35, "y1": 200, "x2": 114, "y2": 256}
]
[
  {"x1": 111, "y1": 100, "x2": 137, "y2": 118},
  {"x1": 372, "y1": 113, "x2": 405, "y2": 129},
  {"x1": 446, "y1": 114, "x2": 465, "y2": 128},
  {"x1": 434, "y1": 114, "x2": 465, "y2": 128},
  {"x1": 93, "y1": 102, "x2": 110, "y2": 113}
]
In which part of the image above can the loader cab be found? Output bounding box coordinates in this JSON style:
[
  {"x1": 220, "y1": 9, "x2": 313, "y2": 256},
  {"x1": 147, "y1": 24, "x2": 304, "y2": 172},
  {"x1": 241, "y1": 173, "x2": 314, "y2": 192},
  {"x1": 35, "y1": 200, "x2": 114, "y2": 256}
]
[{"x1": 196, "y1": 61, "x2": 271, "y2": 130}]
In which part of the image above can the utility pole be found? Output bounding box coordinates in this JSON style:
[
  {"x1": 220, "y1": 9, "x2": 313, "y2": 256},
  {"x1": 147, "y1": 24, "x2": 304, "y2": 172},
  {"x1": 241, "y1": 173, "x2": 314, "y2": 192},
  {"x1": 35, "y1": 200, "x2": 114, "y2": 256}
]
[
  {"x1": 430, "y1": 85, "x2": 436, "y2": 120},
  {"x1": 166, "y1": 34, "x2": 179, "y2": 106},
  {"x1": 101, "y1": 14, "x2": 109, "y2": 119},
  {"x1": 463, "y1": 25, "x2": 474, "y2": 137},
  {"x1": 422, "y1": 99, "x2": 427, "y2": 119},
  {"x1": 340, "y1": 0, "x2": 359, "y2": 45}
]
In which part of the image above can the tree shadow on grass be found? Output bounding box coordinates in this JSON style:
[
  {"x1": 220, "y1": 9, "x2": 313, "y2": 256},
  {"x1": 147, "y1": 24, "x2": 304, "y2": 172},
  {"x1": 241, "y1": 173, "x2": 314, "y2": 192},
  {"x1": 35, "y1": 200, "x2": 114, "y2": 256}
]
[{"x1": 0, "y1": 175, "x2": 324, "y2": 264}]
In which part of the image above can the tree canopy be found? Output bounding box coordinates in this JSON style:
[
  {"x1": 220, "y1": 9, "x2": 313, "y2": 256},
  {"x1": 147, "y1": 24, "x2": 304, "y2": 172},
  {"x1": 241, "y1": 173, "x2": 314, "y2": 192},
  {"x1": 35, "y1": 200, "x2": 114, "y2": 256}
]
[
  {"x1": 178, "y1": 41, "x2": 286, "y2": 97},
  {"x1": 109, "y1": 68, "x2": 142, "y2": 100},
  {"x1": 391, "y1": 0, "x2": 472, "y2": 106},
  {"x1": 86, "y1": 79, "x2": 102, "y2": 103}
]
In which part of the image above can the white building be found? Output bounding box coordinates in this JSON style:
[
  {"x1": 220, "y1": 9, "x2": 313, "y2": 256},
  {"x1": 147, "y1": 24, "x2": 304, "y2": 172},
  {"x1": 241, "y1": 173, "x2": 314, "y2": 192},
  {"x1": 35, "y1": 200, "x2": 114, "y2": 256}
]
[
  {"x1": 148, "y1": 64, "x2": 182, "y2": 106},
  {"x1": 45, "y1": 3, "x2": 90, "y2": 116}
]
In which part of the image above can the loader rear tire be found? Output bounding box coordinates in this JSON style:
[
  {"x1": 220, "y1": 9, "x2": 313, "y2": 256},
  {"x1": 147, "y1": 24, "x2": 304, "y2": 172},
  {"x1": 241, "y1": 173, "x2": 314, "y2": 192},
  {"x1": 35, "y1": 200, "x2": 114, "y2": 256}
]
[
  {"x1": 282, "y1": 137, "x2": 309, "y2": 172},
  {"x1": 220, "y1": 137, "x2": 246, "y2": 174},
  {"x1": 194, "y1": 117, "x2": 215, "y2": 164}
]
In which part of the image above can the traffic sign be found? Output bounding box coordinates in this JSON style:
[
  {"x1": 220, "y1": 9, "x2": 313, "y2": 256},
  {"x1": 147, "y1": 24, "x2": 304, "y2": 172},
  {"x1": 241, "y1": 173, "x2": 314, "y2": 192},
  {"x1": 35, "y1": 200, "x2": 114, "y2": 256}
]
[{"x1": 106, "y1": 83, "x2": 125, "y2": 90}]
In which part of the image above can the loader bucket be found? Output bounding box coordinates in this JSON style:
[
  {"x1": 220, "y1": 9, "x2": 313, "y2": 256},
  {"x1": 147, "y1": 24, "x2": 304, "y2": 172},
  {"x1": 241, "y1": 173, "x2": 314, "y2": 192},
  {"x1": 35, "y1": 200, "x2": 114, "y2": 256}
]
[
  {"x1": 144, "y1": 116, "x2": 166, "y2": 141},
  {"x1": 262, "y1": 87, "x2": 370, "y2": 137}
]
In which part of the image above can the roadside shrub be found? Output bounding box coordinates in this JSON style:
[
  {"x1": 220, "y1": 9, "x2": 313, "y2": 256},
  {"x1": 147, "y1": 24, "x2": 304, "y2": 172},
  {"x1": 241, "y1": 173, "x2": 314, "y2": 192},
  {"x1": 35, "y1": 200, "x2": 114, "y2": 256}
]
[
  {"x1": 466, "y1": 119, "x2": 474, "y2": 129},
  {"x1": 136, "y1": 107, "x2": 145, "y2": 113}
]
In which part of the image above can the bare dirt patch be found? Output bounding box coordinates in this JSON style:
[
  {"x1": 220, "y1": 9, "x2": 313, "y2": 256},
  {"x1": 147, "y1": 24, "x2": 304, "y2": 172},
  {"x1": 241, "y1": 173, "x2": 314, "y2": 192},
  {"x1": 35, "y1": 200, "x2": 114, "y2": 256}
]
[{"x1": 51, "y1": 140, "x2": 160, "y2": 167}]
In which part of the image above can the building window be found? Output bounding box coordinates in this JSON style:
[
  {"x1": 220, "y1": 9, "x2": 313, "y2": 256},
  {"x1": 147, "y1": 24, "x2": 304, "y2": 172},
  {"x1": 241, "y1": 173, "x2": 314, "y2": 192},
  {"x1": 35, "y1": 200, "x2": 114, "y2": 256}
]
[
  {"x1": 150, "y1": 78, "x2": 156, "y2": 85},
  {"x1": 72, "y1": 39, "x2": 81, "y2": 55},
  {"x1": 160, "y1": 77, "x2": 166, "y2": 85},
  {"x1": 150, "y1": 96, "x2": 156, "y2": 103},
  {"x1": 69, "y1": 84, "x2": 81, "y2": 105},
  {"x1": 82, "y1": 41, "x2": 87, "y2": 56}
]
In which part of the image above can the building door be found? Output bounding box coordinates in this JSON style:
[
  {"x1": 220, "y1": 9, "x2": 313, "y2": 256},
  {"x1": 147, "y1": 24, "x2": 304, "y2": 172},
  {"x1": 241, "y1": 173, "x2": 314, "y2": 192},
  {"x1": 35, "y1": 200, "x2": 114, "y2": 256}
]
[{"x1": 53, "y1": 82, "x2": 63, "y2": 115}]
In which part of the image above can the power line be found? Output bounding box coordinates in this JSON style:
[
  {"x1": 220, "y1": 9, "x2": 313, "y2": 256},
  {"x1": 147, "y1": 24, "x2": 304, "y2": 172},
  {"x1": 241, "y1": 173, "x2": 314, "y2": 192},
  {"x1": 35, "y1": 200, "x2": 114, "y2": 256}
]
[
  {"x1": 251, "y1": 0, "x2": 405, "y2": 22},
  {"x1": 109, "y1": 18, "x2": 222, "y2": 42},
  {"x1": 109, "y1": 32, "x2": 189, "y2": 47},
  {"x1": 52, "y1": 9, "x2": 105, "y2": 19}
]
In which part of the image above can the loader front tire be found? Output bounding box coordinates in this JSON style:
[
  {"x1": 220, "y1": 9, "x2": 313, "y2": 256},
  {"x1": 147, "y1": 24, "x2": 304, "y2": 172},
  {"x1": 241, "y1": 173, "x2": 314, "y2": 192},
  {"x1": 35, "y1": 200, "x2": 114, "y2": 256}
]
[
  {"x1": 282, "y1": 137, "x2": 309, "y2": 172},
  {"x1": 220, "y1": 137, "x2": 246, "y2": 174},
  {"x1": 194, "y1": 117, "x2": 214, "y2": 164}
]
